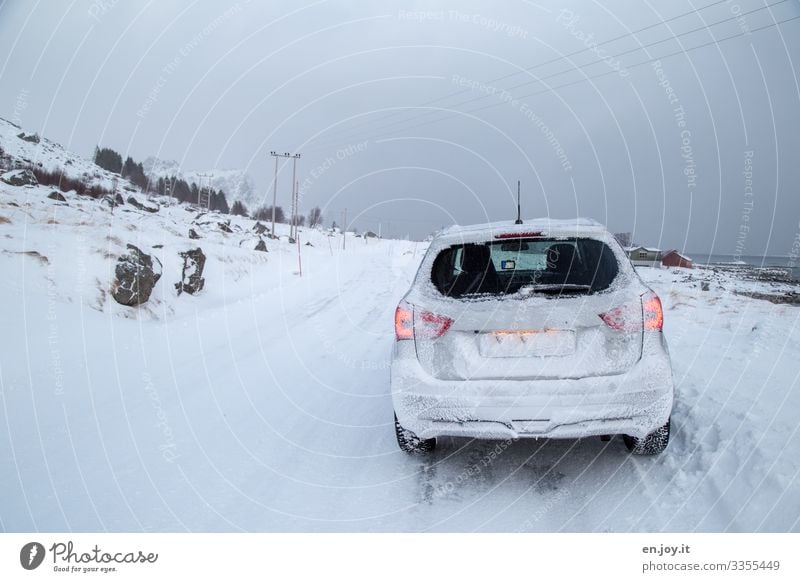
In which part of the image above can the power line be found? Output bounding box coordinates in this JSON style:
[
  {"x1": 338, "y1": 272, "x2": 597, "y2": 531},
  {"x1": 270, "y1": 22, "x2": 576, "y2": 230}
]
[
  {"x1": 304, "y1": 0, "x2": 740, "y2": 147},
  {"x1": 306, "y1": 10, "x2": 800, "y2": 152}
]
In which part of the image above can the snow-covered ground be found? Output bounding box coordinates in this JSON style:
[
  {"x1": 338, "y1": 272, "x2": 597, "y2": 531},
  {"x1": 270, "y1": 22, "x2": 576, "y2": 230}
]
[{"x1": 1, "y1": 176, "x2": 799, "y2": 532}]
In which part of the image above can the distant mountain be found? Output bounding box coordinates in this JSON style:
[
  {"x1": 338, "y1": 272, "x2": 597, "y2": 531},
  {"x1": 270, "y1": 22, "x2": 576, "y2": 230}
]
[{"x1": 143, "y1": 156, "x2": 261, "y2": 210}]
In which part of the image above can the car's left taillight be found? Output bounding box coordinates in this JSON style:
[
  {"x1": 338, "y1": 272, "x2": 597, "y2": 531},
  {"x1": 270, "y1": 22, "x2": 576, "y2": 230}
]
[
  {"x1": 395, "y1": 302, "x2": 414, "y2": 340},
  {"x1": 394, "y1": 301, "x2": 453, "y2": 341}
]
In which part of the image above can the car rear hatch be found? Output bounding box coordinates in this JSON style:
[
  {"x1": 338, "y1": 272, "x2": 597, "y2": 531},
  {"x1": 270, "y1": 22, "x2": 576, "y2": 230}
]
[
  {"x1": 413, "y1": 292, "x2": 643, "y2": 381},
  {"x1": 413, "y1": 235, "x2": 644, "y2": 381}
]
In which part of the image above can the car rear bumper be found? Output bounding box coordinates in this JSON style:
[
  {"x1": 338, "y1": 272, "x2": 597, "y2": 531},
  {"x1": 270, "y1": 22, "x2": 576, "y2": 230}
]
[{"x1": 390, "y1": 341, "x2": 674, "y2": 440}]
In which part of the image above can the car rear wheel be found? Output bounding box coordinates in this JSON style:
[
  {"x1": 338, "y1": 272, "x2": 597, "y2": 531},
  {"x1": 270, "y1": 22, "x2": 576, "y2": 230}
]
[
  {"x1": 394, "y1": 413, "x2": 435, "y2": 454},
  {"x1": 623, "y1": 418, "x2": 670, "y2": 455}
]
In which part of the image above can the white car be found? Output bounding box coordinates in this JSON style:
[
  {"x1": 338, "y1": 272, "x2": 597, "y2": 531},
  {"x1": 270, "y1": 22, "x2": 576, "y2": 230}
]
[{"x1": 391, "y1": 219, "x2": 674, "y2": 455}]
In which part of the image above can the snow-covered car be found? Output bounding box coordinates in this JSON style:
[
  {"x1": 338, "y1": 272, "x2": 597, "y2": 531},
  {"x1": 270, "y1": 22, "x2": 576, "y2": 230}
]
[{"x1": 391, "y1": 219, "x2": 674, "y2": 455}]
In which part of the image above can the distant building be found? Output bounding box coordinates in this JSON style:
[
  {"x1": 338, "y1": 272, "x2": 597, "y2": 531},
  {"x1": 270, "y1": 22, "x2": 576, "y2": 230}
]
[
  {"x1": 626, "y1": 246, "x2": 662, "y2": 267},
  {"x1": 661, "y1": 250, "x2": 693, "y2": 269}
]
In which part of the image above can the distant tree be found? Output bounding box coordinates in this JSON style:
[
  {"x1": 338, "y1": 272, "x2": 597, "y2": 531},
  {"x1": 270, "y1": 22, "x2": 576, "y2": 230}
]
[
  {"x1": 308, "y1": 206, "x2": 323, "y2": 227},
  {"x1": 190, "y1": 182, "x2": 199, "y2": 205},
  {"x1": 94, "y1": 146, "x2": 123, "y2": 174},
  {"x1": 252, "y1": 205, "x2": 285, "y2": 223},
  {"x1": 121, "y1": 156, "x2": 149, "y2": 191},
  {"x1": 230, "y1": 200, "x2": 248, "y2": 216},
  {"x1": 291, "y1": 214, "x2": 306, "y2": 227},
  {"x1": 173, "y1": 178, "x2": 192, "y2": 203},
  {"x1": 210, "y1": 189, "x2": 230, "y2": 214}
]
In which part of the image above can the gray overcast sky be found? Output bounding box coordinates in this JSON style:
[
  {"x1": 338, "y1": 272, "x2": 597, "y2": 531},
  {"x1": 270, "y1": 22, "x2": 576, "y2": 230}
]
[{"x1": 1, "y1": 0, "x2": 799, "y2": 253}]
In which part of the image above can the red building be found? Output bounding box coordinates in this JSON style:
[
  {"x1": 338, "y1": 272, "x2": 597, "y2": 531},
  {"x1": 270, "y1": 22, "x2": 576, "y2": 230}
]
[{"x1": 661, "y1": 250, "x2": 693, "y2": 268}]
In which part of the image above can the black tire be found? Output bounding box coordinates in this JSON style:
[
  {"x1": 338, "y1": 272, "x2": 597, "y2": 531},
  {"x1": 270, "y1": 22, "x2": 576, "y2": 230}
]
[
  {"x1": 394, "y1": 413, "x2": 435, "y2": 454},
  {"x1": 624, "y1": 418, "x2": 670, "y2": 455}
]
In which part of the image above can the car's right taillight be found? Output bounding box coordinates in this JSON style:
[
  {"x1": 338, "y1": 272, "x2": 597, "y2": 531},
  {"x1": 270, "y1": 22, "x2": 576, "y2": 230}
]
[
  {"x1": 642, "y1": 291, "x2": 664, "y2": 331},
  {"x1": 395, "y1": 302, "x2": 413, "y2": 340},
  {"x1": 599, "y1": 291, "x2": 663, "y2": 332}
]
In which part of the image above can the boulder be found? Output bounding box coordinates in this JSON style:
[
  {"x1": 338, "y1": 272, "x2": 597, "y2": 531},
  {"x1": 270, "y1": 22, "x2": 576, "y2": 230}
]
[
  {"x1": 126, "y1": 195, "x2": 159, "y2": 213},
  {"x1": 102, "y1": 195, "x2": 119, "y2": 209},
  {"x1": 218, "y1": 221, "x2": 233, "y2": 233},
  {"x1": 16, "y1": 132, "x2": 40, "y2": 144},
  {"x1": 253, "y1": 221, "x2": 268, "y2": 235},
  {"x1": 175, "y1": 248, "x2": 206, "y2": 295},
  {"x1": 111, "y1": 244, "x2": 162, "y2": 306},
  {"x1": 47, "y1": 191, "x2": 67, "y2": 202},
  {"x1": 1, "y1": 168, "x2": 38, "y2": 187},
  {"x1": 254, "y1": 238, "x2": 268, "y2": 252},
  {"x1": 188, "y1": 228, "x2": 201, "y2": 240}
]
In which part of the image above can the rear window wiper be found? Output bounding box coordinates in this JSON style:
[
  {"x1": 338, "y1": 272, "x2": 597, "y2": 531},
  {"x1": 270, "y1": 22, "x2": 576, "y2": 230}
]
[{"x1": 519, "y1": 283, "x2": 593, "y2": 295}]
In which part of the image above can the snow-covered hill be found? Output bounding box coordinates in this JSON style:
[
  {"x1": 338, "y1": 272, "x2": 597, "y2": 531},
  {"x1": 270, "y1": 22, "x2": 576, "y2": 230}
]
[
  {"x1": 0, "y1": 162, "x2": 798, "y2": 531},
  {"x1": 0, "y1": 117, "x2": 135, "y2": 193},
  {"x1": 143, "y1": 156, "x2": 260, "y2": 210}
]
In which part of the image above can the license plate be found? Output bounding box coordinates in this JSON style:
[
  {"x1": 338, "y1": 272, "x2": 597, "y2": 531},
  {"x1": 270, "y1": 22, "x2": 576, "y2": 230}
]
[{"x1": 478, "y1": 329, "x2": 576, "y2": 357}]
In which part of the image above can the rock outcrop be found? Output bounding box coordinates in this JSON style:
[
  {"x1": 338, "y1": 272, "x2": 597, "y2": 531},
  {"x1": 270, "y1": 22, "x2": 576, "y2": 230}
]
[
  {"x1": 111, "y1": 244, "x2": 162, "y2": 306},
  {"x1": 1, "y1": 169, "x2": 38, "y2": 187},
  {"x1": 175, "y1": 247, "x2": 206, "y2": 295},
  {"x1": 16, "y1": 132, "x2": 40, "y2": 144},
  {"x1": 126, "y1": 195, "x2": 159, "y2": 213}
]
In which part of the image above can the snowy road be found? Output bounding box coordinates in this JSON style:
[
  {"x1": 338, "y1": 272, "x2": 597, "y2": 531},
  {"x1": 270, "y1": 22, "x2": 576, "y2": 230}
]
[{"x1": 1, "y1": 197, "x2": 799, "y2": 531}]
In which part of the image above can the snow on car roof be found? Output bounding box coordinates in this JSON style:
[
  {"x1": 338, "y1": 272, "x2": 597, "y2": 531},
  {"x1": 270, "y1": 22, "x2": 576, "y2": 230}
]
[{"x1": 436, "y1": 218, "x2": 609, "y2": 243}]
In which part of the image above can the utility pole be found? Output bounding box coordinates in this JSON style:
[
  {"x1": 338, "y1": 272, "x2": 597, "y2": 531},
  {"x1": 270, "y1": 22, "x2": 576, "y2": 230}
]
[
  {"x1": 291, "y1": 179, "x2": 300, "y2": 240},
  {"x1": 269, "y1": 151, "x2": 300, "y2": 239},
  {"x1": 269, "y1": 152, "x2": 279, "y2": 237},
  {"x1": 342, "y1": 208, "x2": 347, "y2": 250},
  {"x1": 197, "y1": 172, "x2": 213, "y2": 209},
  {"x1": 290, "y1": 159, "x2": 298, "y2": 240}
]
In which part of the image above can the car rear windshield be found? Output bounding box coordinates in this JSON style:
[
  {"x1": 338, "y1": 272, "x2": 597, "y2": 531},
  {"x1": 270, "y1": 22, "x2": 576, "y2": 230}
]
[{"x1": 430, "y1": 237, "x2": 620, "y2": 298}]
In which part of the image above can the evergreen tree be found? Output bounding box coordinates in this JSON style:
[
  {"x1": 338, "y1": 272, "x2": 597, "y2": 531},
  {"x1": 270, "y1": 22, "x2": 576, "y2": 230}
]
[
  {"x1": 210, "y1": 190, "x2": 230, "y2": 214},
  {"x1": 94, "y1": 146, "x2": 123, "y2": 174}
]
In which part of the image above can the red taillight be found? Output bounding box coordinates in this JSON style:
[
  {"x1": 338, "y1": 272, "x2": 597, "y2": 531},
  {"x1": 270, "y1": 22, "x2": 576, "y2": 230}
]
[
  {"x1": 643, "y1": 291, "x2": 664, "y2": 331},
  {"x1": 394, "y1": 303, "x2": 453, "y2": 341},
  {"x1": 415, "y1": 310, "x2": 453, "y2": 339},
  {"x1": 599, "y1": 291, "x2": 663, "y2": 332},
  {"x1": 395, "y1": 304, "x2": 413, "y2": 340}
]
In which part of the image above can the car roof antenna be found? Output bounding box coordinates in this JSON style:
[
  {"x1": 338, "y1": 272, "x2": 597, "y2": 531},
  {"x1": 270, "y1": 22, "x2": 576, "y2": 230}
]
[{"x1": 515, "y1": 180, "x2": 523, "y2": 224}]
